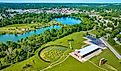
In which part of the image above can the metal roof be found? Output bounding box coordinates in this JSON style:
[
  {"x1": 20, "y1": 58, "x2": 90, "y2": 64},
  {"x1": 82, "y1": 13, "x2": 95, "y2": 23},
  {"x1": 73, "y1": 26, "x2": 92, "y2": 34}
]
[{"x1": 79, "y1": 44, "x2": 101, "y2": 56}]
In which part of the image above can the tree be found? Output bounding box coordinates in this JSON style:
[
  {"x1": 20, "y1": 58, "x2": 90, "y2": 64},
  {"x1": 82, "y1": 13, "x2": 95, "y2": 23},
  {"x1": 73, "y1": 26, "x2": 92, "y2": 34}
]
[
  {"x1": 0, "y1": 51, "x2": 6, "y2": 58},
  {"x1": 0, "y1": 42, "x2": 8, "y2": 51},
  {"x1": 116, "y1": 34, "x2": 121, "y2": 42},
  {"x1": 107, "y1": 22, "x2": 113, "y2": 28},
  {"x1": 108, "y1": 37, "x2": 116, "y2": 45}
]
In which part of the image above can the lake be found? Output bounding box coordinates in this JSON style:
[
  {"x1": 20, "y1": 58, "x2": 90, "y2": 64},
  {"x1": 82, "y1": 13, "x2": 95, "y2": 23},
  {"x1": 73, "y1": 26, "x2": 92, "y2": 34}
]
[
  {"x1": 53, "y1": 17, "x2": 81, "y2": 25},
  {"x1": 0, "y1": 17, "x2": 81, "y2": 42},
  {"x1": 0, "y1": 26, "x2": 61, "y2": 42}
]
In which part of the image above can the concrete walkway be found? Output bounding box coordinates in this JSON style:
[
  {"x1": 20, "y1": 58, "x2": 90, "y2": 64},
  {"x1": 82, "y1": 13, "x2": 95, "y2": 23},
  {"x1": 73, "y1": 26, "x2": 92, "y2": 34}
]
[{"x1": 100, "y1": 37, "x2": 121, "y2": 60}]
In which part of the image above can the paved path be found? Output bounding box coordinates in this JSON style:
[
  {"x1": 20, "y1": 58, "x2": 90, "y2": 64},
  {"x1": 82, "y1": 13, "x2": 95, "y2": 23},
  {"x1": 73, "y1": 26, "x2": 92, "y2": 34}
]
[
  {"x1": 100, "y1": 37, "x2": 121, "y2": 60},
  {"x1": 40, "y1": 55, "x2": 69, "y2": 71}
]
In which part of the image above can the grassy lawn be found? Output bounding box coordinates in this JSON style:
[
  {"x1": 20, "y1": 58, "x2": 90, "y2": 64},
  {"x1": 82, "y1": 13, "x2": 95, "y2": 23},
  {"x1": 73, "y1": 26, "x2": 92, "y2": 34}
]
[
  {"x1": 2, "y1": 54, "x2": 49, "y2": 71},
  {"x1": 47, "y1": 56, "x2": 104, "y2": 71},
  {"x1": 0, "y1": 24, "x2": 39, "y2": 34},
  {"x1": 44, "y1": 32, "x2": 86, "y2": 49},
  {"x1": 90, "y1": 49, "x2": 121, "y2": 71},
  {"x1": 2, "y1": 32, "x2": 121, "y2": 71}
]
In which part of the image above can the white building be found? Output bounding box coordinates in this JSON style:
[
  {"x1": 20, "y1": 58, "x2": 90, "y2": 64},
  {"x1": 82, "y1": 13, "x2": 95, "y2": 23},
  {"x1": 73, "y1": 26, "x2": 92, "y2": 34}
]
[{"x1": 70, "y1": 44, "x2": 102, "y2": 62}]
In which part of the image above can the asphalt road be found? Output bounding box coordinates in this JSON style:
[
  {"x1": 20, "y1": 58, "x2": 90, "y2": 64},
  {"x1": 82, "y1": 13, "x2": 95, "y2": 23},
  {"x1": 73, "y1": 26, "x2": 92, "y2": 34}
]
[{"x1": 100, "y1": 37, "x2": 121, "y2": 60}]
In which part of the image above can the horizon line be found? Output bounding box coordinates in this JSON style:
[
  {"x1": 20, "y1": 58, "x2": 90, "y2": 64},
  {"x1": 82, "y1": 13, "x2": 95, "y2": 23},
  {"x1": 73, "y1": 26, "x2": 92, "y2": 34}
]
[{"x1": 0, "y1": 2, "x2": 121, "y2": 3}]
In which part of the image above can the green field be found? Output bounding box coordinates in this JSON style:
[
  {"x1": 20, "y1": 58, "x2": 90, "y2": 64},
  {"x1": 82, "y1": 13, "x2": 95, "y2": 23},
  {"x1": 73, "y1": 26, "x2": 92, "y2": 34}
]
[
  {"x1": 0, "y1": 24, "x2": 39, "y2": 34},
  {"x1": 91, "y1": 49, "x2": 121, "y2": 71},
  {"x1": 0, "y1": 20, "x2": 60, "y2": 34},
  {"x1": 47, "y1": 56, "x2": 103, "y2": 71},
  {"x1": 2, "y1": 32, "x2": 121, "y2": 71}
]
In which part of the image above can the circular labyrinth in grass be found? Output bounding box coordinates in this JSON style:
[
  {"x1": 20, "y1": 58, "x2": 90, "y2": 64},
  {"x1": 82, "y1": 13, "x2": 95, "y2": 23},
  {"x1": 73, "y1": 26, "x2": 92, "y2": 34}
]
[{"x1": 39, "y1": 45, "x2": 68, "y2": 63}]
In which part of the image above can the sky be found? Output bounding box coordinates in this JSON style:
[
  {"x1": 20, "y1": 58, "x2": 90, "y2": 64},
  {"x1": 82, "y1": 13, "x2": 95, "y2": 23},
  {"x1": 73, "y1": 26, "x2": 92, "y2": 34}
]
[{"x1": 0, "y1": 0, "x2": 120, "y2": 3}]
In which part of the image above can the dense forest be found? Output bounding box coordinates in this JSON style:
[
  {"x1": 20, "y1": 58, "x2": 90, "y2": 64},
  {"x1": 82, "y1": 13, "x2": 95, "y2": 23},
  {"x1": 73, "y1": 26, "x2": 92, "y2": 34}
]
[{"x1": 0, "y1": 13, "x2": 64, "y2": 27}]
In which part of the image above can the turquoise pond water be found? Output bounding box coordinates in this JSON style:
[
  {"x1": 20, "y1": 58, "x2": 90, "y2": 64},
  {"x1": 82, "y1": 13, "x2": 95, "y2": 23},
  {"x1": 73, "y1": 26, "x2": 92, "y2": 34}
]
[
  {"x1": 0, "y1": 26, "x2": 61, "y2": 42},
  {"x1": 0, "y1": 17, "x2": 81, "y2": 42},
  {"x1": 53, "y1": 17, "x2": 81, "y2": 25}
]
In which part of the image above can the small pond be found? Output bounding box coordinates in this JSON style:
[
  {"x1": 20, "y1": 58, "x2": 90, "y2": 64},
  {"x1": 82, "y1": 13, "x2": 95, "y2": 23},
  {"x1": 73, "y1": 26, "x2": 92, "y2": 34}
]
[{"x1": 53, "y1": 17, "x2": 81, "y2": 25}]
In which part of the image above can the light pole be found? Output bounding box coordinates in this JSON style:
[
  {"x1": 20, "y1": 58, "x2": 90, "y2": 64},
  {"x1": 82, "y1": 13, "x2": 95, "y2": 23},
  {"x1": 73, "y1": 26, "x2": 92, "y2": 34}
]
[{"x1": 68, "y1": 38, "x2": 74, "y2": 49}]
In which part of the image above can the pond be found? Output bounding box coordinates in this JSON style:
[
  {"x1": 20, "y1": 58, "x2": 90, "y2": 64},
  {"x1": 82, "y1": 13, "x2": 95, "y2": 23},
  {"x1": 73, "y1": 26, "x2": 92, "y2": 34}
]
[
  {"x1": 53, "y1": 17, "x2": 81, "y2": 25},
  {"x1": 0, "y1": 17, "x2": 81, "y2": 42}
]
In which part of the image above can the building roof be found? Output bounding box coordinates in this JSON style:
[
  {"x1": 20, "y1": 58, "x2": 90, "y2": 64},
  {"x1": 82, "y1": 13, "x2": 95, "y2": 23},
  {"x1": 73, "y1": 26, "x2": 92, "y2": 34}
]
[
  {"x1": 79, "y1": 44, "x2": 101, "y2": 56},
  {"x1": 86, "y1": 36, "x2": 106, "y2": 47}
]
